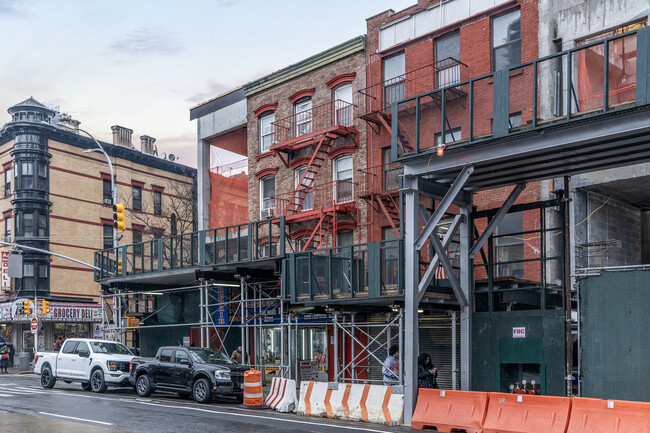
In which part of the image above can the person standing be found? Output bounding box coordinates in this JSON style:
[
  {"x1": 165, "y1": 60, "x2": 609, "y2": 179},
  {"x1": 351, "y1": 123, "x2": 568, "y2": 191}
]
[
  {"x1": 382, "y1": 345, "x2": 400, "y2": 385},
  {"x1": 231, "y1": 345, "x2": 243, "y2": 364},
  {"x1": 417, "y1": 352, "x2": 438, "y2": 389},
  {"x1": 0, "y1": 344, "x2": 9, "y2": 374}
]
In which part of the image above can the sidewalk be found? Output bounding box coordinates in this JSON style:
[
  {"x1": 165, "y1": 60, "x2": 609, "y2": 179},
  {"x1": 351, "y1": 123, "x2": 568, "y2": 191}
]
[{"x1": 2, "y1": 365, "x2": 33, "y2": 375}]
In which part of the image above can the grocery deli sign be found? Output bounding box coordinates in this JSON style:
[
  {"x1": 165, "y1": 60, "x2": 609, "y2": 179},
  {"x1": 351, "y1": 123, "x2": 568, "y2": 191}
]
[{"x1": 5, "y1": 301, "x2": 101, "y2": 322}]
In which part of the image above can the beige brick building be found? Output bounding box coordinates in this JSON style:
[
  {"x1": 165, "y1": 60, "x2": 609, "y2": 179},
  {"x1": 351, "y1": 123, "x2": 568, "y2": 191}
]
[{"x1": 0, "y1": 97, "x2": 195, "y2": 354}]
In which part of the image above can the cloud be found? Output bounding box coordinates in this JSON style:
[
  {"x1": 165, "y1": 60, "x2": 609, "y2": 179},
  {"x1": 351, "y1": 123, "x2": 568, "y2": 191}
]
[
  {"x1": 0, "y1": 0, "x2": 24, "y2": 15},
  {"x1": 109, "y1": 27, "x2": 185, "y2": 60},
  {"x1": 186, "y1": 81, "x2": 233, "y2": 105}
]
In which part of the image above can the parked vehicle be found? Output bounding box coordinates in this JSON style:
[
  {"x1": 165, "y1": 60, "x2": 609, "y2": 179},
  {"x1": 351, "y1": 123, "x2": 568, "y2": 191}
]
[
  {"x1": 129, "y1": 346, "x2": 248, "y2": 403},
  {"x1": 34, "y1": 338, "x2": 134, "y2": 392}
]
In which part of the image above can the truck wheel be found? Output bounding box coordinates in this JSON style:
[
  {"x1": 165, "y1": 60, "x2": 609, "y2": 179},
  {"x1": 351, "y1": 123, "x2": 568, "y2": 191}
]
[
  {"x1": 192, "y1": 378, "x2": 211, "y2": 403},
  {"x1": 136, "y1": 374, "x2": 152, "y2": 397},
  {"x1": 90, "y1": 369, "x2": 107, "y2": 393},
  {"x1": 81, "y1": 382, "x2": 91, "y2": 391},
  {"x1": 40, "y1": 365, "x2": 56, "y2": 389}
]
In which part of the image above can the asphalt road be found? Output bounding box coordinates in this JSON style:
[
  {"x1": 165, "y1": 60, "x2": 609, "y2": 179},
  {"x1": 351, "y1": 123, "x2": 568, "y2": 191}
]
[{"x1": 0, "y1": 374, "x2": 418, "y2": 433}]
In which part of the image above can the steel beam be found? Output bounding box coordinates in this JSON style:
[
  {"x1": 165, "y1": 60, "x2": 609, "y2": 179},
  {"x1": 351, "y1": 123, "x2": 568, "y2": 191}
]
[
  {"x1": 414, "y1": 166, "x2": 473, "y2": 250},
  {"x1": 418, "y1": 178, "x2": 472, "y2": 205},
  {"x1": 403, "y1": 174, "x2": 420, "y2": 426},
  {"x1": 459, "y1": 202, "x2": 473, "y2": 390},
  {"x1": 417, "y1": 209, "x2": 462, "y2": 302},
  {"x1": 429, "y1": 222, "x2": 467, "y2": 307},
  {"x1": 468, "y1": 183, "x2": 526, "y2": 259}
]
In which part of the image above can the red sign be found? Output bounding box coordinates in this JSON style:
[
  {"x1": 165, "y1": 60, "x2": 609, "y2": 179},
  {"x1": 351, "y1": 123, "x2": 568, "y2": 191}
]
[
  {"x1": 30, "y1": 317, "x2": 38, "y2": 332},
  {"x1": 1, "y1": 252, "x2": 9, "y2": 294}
]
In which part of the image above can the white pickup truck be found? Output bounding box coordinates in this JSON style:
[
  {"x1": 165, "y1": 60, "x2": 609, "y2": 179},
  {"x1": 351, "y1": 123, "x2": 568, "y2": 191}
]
[{"x1": 34, "y1": 338, "x2": 134, "y2": 393}]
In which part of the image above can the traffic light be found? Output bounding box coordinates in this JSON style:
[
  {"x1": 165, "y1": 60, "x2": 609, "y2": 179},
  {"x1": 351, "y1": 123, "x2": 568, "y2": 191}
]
[
  {"x1": 117, "y1": 257, "x2": 123, "y2": 275},
  {"x1": 113, "y1": 202, "x2": 126, "y2": 233},
  {"x1": 41, "y1": 300, "x2": 50, "y2": 315},
  {"x1": 23, "y1": 300, "x2": 30, "y2": 316}
]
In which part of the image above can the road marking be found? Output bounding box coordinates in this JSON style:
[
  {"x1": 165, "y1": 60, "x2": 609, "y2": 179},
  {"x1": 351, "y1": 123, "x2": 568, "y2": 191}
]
[
  {"x1": 38, "y1": 412, "x2": 113, "y2": 426},
  {"x1": 134, "y1": 401, "x2": 395, "y2": 433},
  {"x1": 0, "y1": 393, "x2": 13, "y2": 397}
]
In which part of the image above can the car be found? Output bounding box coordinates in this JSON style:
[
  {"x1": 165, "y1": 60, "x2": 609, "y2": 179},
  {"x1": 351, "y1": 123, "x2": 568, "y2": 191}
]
[
  {"x1": 34, "y1": 338, "x2": 134, "y2": 392},
  {"x1": 129, "y1": 346, "x2": 248, "y2": 403}
]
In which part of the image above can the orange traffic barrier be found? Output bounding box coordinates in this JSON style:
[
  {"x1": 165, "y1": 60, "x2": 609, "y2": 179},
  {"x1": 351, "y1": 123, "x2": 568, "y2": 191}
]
[
  {"x1": 242, "y1": 368, "x2": 264, "y2": 408},
  {"x1": 411, "y1": 389, "x2": 489, "y2": 432},
  {"x1": 483, "y1": 392, "x2": 571, "y2": 433},
  {"x1": 567, "y1": 397, "x2": 650, "y2": 433}
]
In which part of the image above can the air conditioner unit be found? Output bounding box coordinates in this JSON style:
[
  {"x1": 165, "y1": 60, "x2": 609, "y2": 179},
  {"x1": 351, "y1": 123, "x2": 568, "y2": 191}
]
[
  {"x1": 260, "y1": 208, "x2": 274, "y2": 219},
  {"x1": 103, "y1": 198, "x2": 113, "y2": 205}
]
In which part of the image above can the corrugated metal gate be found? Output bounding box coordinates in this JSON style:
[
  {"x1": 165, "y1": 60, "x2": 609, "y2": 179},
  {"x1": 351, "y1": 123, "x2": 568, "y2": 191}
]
[
  {"x1": 579, "y1": 269, "x2": 650, "y2": 401},
  {"x1": 367, "y1": 314, "x2": 460, "y2": 389}
]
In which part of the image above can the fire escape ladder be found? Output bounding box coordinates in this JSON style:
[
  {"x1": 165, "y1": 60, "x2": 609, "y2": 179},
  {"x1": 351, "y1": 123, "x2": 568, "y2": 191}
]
[
  {"x1": 301, "y1": 212, "x2": 332, "y2": 251},
  {"x1": 376, "y1": 112, "x2": 412, "y2": 153},
  {"x1": 285, "y1": 136, "x2": 333, "y2": 215},
  {"x1": 376, "y1": 193, "x2": 400, "y2": 238}
]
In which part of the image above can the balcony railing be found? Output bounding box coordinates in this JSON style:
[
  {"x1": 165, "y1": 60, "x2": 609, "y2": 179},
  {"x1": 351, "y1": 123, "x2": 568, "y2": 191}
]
[
  {"x1": 273, "y1": 180, "x2": 356, "y2": 216},
  {"x1": 357, "y1": 58, "x2": 466, "y2": 118},
  {"x1": 271, "y1": 99, "x2": 355, "y2": 147},
  {"x1": 392, "y1": 28, "x2": 647, "y2": 159},
  {"x1": 358, "y1": 162, "x2": 403, "y2": 197},
  {"x1": 283, "y1": 239, "x2": 403, "y2": 303},
  {"x1": 94, "y1": 217, "x2": 286, "y2": 281}
]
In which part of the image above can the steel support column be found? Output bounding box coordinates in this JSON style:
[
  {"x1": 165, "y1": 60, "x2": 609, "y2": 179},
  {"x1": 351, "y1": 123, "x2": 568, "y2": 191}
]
[
  {"x1": 459, "y1": 201, "x2": 473, "y2": 389},
  {"x1": 403, "y1": 174, "x2": 420, "y2": 425}
]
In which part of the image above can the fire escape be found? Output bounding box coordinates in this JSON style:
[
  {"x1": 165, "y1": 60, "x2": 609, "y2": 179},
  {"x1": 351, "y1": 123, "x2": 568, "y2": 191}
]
[
  {"x1": 356, "y1": 58, "x2": 467, "y2": 234},
  {"x1": 271, "y1": 99, "x2": 359, "y2": 251}
]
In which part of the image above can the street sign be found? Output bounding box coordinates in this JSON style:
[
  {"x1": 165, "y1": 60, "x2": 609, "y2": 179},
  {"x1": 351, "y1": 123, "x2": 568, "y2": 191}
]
[{"x1": 30, "y1": 317, "x2": 38, "y2": 334}]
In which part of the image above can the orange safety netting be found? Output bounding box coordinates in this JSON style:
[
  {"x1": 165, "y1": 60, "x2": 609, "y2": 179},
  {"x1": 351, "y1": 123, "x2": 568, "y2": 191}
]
[{"x1": 209, "y1": 171, "x2": 248, "y2": 228}]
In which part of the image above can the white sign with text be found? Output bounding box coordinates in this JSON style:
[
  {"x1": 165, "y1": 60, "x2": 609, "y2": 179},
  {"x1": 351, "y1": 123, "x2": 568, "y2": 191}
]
[{"x1": 512, "y1": 327, "x2": 526, "y2": 338}]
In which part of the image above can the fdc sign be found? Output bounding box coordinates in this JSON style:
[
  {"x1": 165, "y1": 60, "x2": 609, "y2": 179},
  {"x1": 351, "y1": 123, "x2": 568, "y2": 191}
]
[{"x1": 512, "y1": 327, "x2": 526, "y2": 338}]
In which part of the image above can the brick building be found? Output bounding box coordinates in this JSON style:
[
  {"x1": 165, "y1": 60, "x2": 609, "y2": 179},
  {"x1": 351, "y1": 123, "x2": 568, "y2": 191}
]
[{"x1": 0, "y1": 97, "x2": 195, "y2": 356}]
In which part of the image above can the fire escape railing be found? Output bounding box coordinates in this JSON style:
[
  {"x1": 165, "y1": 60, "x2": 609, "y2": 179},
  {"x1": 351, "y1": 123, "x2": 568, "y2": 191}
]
[
  {"x1": 273, "y1": 180, "x2": 356, "y2": 216},
  {"x1": 358, "y1": 162, "x2": 403, "y2": 197},
  {"x1": 356, "y1": 58, "x2": 467, "y2": 118},
  {"x1": 271, "y1": 99, "x2": 355, "y2": 146}
]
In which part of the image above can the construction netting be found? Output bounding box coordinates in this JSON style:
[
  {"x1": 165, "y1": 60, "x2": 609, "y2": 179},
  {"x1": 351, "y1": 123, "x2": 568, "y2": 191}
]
[{"x1": 210, "y1": 159, "x2": 248, "y2": 229}]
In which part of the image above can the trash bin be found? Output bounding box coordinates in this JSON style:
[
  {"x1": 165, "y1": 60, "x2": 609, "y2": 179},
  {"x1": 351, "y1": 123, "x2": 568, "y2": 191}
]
[{"x1": 18, "y1": 352, "x2": 30, "y2": 372}]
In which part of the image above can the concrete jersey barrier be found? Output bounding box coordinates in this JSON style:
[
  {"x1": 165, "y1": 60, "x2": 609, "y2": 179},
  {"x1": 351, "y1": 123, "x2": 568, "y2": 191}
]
[
  {"x1": 265, "y1": 377, "x2": 297, "y2": 413},
  {"x1": 297, "y1": 381, "x2": 404, "y2": 425}
]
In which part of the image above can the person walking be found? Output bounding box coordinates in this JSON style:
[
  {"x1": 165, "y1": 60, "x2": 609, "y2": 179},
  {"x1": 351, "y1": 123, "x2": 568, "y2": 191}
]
[
  {"x1": 382, "y1": 345, "x2": 400, "y2": 385},
  {"x1": 0, "y1": 344, "x2": 9, "y2": 374},
  {"x1": 417, "y1": 352, "x2": 438, "y2": 389},
  {"x1": 231, "y1": 345, "x2": 244, "y2": 364}
]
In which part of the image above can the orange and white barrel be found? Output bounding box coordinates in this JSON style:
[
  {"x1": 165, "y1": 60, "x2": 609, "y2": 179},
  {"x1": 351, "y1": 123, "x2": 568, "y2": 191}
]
[{"x1": 242, "y1": 368, "x2": 264, "y2": 408}]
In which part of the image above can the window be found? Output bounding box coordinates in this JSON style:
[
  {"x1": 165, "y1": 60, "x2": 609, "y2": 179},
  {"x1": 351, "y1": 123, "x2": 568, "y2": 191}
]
[
  {"x1": 4, "y1": 167, "x2": 11, "y2": 196},
  {"x1": 62, "y1": 340, "x2": 78, "y2": 354},
  {"x1": 383, "y1": 148, "x2": 402, "y2": 191},
  {"x1": 38, "y1": 214, "x2": 47, "y2": 238},
  {"x1": 171, "y1": 213, "x2": 177, "y2": 236},
  {"x1": 295, "y1": 167, "x2": 313, "y2": 211},
  {"x1": 153, "y1": 190, "x2": 162, "y2": 215},
  {"x1": 259, "y1": 112, "x2": 275, "y2": 153},
  {"x1": 260, "y1": 176, "x2": 275, "y2": 218},
  {"x1": 337, "y1": 229, "x2": 354, "y2": 247},
  {"x1": 383, "y1": 53, "x2": 405, "y2": 107},
  {"x1": 22, "y1": 262, "x2": 35, "y2": 291},
  {"x1": 435, "y1": 127, "x2": 462, "y2": 146},
  {"x1": 133, "y1": 227, "x2": 142, "y2": 255},
  {"x1": 74, "y1": 341, "x2": 89, "y2": 355},
  {"x1": 175, "y1": 349, "x2": 189, "y2": 364},
  {"x1": 333, "y1": 84, "x2": 353, "y2": 126},
  {"x1": 103, "y1": 224, "x2": 113, "y2": 250},
  {"x1": 495, "y1": 211, "x2": 524, "y2": 279},
  {"x1": 334, "y1": 156, "x2": 353, "y2": 203},
  {"x1": 382, "y1": 227, "x2": 400, "y2": 286},
  {"x1": 4, "y1": 216, "x2": 11, "y2": 243},
  {"x1": 294, "y1": 98, "x2": 312, "y2": 137},
  {"x1": 103, "y1": 179, "x2": 112, "y2": 205},
  {"x1": 492, "y1": 9, "x2": 521, "y2": 71},
  {"x1": 22, "y1": 213, "x2": 34, "y2": 238},
  {"x1": 37, "y1": 162, "x2": 48, "y2": 190},
  {"x1": 436, "y1": 31, "x2": 461, "y2": 87},
  {"x1": 509, "y1": 112, "x2": 523, "y2": 129},
  {"x1": 20, "y1": 161, "x2": 34, "y2": 189},
  {"x1": 132, "y1": 186, "x2": 142, "y2": 211},
  {"x1": 152, "y1": 228, "x2": 163, "y2": 260},
  {"x1": 159, "y1": 349, "x2": 173, "y2": 363}
]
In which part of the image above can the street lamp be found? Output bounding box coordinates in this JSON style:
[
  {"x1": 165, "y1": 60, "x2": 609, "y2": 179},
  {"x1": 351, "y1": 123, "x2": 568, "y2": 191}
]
[{"x1": 46, "y1": 122, "x2": 118, "y2": 247}]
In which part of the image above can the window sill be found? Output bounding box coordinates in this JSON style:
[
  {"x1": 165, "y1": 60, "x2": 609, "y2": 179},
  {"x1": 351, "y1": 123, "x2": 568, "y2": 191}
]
[{"x1": 256, "y1": 152, "x2": 273, "y2": 161}]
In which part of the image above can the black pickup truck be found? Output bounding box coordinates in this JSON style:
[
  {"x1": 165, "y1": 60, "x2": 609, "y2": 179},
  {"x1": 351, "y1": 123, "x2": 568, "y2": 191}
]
[{"x1": 129, "y1": 346, "x2": 248, "y2": 403}]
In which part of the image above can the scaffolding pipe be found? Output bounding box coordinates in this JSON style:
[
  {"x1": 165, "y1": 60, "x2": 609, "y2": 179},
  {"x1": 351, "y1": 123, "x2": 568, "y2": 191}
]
[
  {"x1": 351, "y1": 312, "x2": 356, "y2": 381},
  {"x1": 200, "y1": 285, "x2": 205, "y2": 348},
  {"x1": 399, "y1": 308, "x2": 404, "y2": 386},
  {"x1": 451, "y1": 311, "x2": 457, "y2": 390},
  {"x1": 333, "y1": 312, "x2": 339, "y2": 380}
]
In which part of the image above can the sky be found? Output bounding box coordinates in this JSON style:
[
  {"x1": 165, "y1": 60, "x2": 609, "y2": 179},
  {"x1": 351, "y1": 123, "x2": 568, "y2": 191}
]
[{"x1": 0, "y1": 0, "x2": 415, "y2": 168}]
